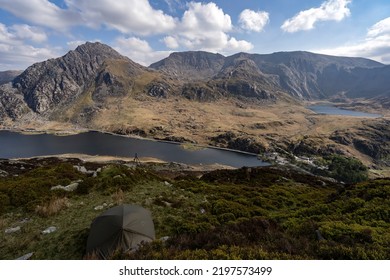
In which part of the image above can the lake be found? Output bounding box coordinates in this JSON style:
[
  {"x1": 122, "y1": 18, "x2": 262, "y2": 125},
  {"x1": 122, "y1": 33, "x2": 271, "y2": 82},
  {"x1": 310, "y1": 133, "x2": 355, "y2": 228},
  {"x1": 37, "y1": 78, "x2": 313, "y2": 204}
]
[
  {"x1": 0, "y1": 130, "x2": 268, "y2": 168},
  {"x1": 308, "y1": 105, "x2": 382, "y2": 118}
]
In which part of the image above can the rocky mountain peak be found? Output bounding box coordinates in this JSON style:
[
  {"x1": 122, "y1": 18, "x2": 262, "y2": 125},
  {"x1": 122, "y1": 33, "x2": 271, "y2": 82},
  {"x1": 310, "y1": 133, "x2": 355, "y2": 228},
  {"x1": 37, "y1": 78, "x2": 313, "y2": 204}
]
[
  {"x1": 73, "y1": 42, "x2": 124, "y2": 61},
  {"x1": 149, "y1": 51, "x2": 225, "y2": 81},
  {"x1": 10, "y1": 42, "x2": 134, "y2": 114}
]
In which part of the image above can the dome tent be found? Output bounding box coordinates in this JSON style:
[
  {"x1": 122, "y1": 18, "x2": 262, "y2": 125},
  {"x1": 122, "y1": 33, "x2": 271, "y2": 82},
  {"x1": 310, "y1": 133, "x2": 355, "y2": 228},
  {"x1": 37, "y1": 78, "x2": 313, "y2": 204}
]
[{"x1": 86, "y1": 204, "x2": 155, "y2": 259}]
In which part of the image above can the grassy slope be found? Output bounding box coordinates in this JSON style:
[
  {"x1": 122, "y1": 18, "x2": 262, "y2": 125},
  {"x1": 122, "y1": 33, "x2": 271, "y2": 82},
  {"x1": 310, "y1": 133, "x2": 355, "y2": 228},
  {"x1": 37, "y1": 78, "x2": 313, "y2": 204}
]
[{"x1": 0, "y1": 158, "x2": 388, "y2": 260}]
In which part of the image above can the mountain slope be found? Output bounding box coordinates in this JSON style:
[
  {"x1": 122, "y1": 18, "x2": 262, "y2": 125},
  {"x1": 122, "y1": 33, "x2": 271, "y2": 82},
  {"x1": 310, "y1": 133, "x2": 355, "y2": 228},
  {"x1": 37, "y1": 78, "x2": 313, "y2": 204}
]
[
  {"x1": 149, "y1": 51, "x2": 225, "y2": 81},
  {"x1": 0, "y1": 70, "x2": 22, "y2": 85},
  {"x1": 0, "y1": 42, "x2": 156, "y2": 122},
  {"x1": 12, "y1": 42, "x2": 144, "y2": 114}
]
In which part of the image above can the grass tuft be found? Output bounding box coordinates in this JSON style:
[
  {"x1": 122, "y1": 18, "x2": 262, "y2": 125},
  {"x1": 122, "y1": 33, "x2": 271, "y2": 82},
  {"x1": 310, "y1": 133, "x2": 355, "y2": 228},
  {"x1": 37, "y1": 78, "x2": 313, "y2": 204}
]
[{"x1": 35, "y1": 197, "x2": 71, "y2": 217}]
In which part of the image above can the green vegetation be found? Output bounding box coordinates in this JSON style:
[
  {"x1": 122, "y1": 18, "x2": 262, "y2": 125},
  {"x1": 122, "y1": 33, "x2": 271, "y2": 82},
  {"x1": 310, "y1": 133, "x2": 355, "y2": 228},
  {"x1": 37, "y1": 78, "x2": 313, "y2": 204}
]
[
  {"x1": 327, "y1": 155, "x2": 369, "y2": 184},
  {"x1": 0, "y1": 158, "x2": 388, "y2": 260},
  {"x1": 309, "y1": 155, "x2": 369, "y2": 184}
]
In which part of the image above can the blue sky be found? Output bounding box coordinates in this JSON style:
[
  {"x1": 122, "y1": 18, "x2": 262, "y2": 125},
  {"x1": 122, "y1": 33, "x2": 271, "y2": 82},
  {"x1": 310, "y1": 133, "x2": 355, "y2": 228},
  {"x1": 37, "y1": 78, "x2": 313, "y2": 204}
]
[{"x1": 0, "y1": 0, "x2": 389, "y2": 70}]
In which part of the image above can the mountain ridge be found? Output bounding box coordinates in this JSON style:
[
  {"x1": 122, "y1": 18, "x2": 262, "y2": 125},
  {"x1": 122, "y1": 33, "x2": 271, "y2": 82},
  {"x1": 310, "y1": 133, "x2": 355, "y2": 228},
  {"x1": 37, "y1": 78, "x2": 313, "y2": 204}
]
[
  {"x1": 151, "y1": 50, "x2": 387, "y2": 99},
  {"x1": 1, "y1": 42, "x2": 389, "y2": 121}
]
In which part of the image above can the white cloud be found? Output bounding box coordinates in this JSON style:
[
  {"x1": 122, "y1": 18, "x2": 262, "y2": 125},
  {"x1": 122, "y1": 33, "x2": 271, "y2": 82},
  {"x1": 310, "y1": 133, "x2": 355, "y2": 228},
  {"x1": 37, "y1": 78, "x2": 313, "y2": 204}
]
[
  {"x1": 65, "y1": 0, "x2": 177, "y2": 35},
  {"x1": 0, "y1": 23, "x2": 15, "y2": 44},
  {"x1": 367, "y1": 17, "x2": 390, "y2": 37},
  {"x1": 314, "y1": 17, "x2": 390, "y2": 64},
  {"x1": 0, "y1": 23, "x2": 59, "y2": 70},
  {"x1": 116, "y1": 37, "x2": 153, "y2": 53},
  {"x1": 0, "y1": 0, "x2": 256, "y2": 68},
  {"x1": 163, "y1": 36, "x2": 179, "y2": 49},
  {"x1": 281, "y1": 0, "x2": 351, "y2": 33},
  {"x1": 173, "y1": 2, "x2": 253, "y2": 53},
  {"x1": 181, "y1": 2, "x2": 232, "y2": 34},
  {"x1": 225, "y1": 37, "x2": 254, "y2": 52},
  {"x1": 239, "y1": 9, "x2": 269, "y2": 32},
  {"x1": 0, "y1": 0, "x2": 80, "y2": 30},
  {"x1": 10, "y1": 24, "x2": 47, "y2": 43},
  {"x1": 0, "y1": 23, "x2": 48, "y2": 45},
  {"x1": 114, "y1": 36, "x2": 172, "y2": 66},
  {"x1": 0, "y1": 0, "x2": 176, "y2": 35}
]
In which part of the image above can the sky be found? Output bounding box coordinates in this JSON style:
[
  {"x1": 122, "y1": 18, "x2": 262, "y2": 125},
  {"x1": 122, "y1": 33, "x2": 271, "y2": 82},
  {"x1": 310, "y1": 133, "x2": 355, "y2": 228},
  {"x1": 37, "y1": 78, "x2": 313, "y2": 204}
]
[{"x1": 0, "y1": 0, "x2": 390, "y2": 70}]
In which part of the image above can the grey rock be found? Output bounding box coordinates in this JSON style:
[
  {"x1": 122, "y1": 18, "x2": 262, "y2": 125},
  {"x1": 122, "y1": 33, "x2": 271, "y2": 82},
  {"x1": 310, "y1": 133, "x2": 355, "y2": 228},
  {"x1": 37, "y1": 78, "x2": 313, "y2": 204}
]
[
  {"x1": 42, "y1": 226, "x2": 57, "y2": 234},
  {"x1": 16, "y1": 252, "x2": 34, "y2": 260},
  {"x1": 160, "y1": 236, "x2": 170, "y2": 242},
  {"x1": 5, "y1": 226, "x2": 21, "y2": 234},
  {"x1": 316, "y1": 229, "x2": 325, "y2": 241},
  {"x1": 74, "y1": 165, "x2": 88, "y2": 173},
  {"x1": 51, "y1": 182, "x2": 79, "y2": 192}
]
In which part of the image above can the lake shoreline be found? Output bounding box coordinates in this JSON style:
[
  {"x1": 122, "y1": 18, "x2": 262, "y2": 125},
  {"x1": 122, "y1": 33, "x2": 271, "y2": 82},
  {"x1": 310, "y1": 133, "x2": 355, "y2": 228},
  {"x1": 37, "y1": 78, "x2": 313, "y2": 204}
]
[
  {"x1": 306, "y1": 103, "x2": 383, "y2": 118},
  {"x1": 0, "y1": 127, "x2": 260, "y2": 157},
  {"x1": 0, "y1": 130, "x2": 267, "y2": 168}
]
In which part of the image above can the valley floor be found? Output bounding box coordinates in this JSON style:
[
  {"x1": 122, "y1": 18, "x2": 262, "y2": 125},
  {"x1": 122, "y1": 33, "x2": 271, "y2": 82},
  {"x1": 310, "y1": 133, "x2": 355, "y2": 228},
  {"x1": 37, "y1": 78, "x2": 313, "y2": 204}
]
[{"x1": 2, "y1": 99, "x2": 389, "y2": 177}]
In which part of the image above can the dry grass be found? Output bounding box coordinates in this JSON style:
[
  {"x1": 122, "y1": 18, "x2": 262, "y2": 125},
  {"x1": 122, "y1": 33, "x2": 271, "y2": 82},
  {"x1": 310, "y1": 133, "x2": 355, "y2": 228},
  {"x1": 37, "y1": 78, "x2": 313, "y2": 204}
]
[
  {"x1": 112, "y1": 188, "x2": 124, "y2": 205},
  {"x1": 35, "y1": 197, "x2": 71, "y2": 217}
]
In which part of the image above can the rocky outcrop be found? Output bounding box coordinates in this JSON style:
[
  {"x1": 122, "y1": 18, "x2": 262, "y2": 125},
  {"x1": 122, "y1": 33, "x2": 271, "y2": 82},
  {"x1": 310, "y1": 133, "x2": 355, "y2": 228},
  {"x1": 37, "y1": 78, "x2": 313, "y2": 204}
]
[
  {"x1": 181, "y1": 83, "x2": 219, "y2": 101},
  {"x1": 0, "y1": 84, "x2": 31, "y2": 120},
  {"x1": 210, "y1": 132, "x2": 266, "y2": 154},
  {"x1": 288, "y1": 140, "x2": 344, "y2": 157},
  {"x1": 147, "y1": 81, "x2": 171, "y2": 98},
  {"x1": 330, "y1": 119, "x2": 390, "y2": 166},
  {"x1": 112, "y1": 127, "x2": 148, "y2": 137}
]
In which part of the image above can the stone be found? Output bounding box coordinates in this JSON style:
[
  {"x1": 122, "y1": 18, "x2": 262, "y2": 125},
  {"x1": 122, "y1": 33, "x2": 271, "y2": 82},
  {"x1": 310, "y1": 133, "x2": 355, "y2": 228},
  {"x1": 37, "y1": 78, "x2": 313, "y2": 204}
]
[
  {"x1": 160, "y1": 236, "x2": 170, "y2": 242},
  {"x1": 315, "y1": 229, "x2": 325, "y2": 241},
  {"x1": 51, "y1": 182, "x2": 79, "y2": 192},
  {"x1": 16, "y1": 252, "x2": 34, "y2": 260},
  {"x1": 42, "y1": 226, "x2": 57, "y2": 234},
  {"x1": 5, "y1": 226, "x2": 21, "y2": 234}
]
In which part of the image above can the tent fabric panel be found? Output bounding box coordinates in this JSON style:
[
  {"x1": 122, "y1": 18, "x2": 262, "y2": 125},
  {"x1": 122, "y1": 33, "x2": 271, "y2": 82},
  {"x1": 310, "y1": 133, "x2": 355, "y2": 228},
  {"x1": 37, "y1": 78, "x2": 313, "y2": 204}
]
[{"x1": 86, "y1": 204, "x2": 155, "y2": 258}]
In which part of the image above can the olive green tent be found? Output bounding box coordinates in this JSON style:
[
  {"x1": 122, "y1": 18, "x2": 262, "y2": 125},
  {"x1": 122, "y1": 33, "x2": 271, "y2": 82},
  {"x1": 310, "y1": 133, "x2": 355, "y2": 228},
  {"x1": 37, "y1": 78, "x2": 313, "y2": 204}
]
[{"x1": 86, "y1": 204, "x2": 155, "y2": 258}]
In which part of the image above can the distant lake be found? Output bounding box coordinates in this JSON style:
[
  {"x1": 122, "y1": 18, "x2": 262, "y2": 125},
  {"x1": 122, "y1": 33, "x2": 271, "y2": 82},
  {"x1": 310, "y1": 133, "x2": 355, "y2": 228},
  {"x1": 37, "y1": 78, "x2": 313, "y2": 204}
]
[
  {"x1": 0, "y1": 130, "x2": 268, "y2": 168},
  {"x1": 308, "y1": 105, "x2": 382, "y2": 118}
]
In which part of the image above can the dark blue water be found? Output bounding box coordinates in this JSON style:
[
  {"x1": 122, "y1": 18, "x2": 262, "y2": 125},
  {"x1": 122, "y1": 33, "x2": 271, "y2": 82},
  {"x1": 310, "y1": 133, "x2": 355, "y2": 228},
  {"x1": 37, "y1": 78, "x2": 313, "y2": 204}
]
[
  {"x1": 0, "y1": 131, "x2": 268, "y2": 168},
  {"x1": 308, "y1": 105, "x2": 382, "y2": 118}
]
